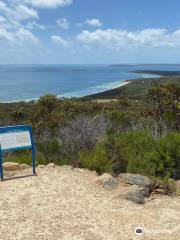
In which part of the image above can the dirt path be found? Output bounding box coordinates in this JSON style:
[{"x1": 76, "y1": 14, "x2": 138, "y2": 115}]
[{"x1": 0, "y1": 166, "x2": 180, "y2": 240}]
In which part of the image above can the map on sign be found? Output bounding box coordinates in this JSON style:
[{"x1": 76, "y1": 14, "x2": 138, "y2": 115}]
[{"x1": 0, "y1": 130, "x2": 31, "y2": 151}]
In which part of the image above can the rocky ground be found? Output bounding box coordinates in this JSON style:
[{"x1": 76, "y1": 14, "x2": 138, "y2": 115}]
[{"x1": 0, "y1": 164, "x2": 180, "y2": 240}]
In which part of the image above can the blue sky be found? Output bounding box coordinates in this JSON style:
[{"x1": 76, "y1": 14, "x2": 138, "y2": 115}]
[{"x1": 0, "y1": 0, "x2": 180, "y2": 64}]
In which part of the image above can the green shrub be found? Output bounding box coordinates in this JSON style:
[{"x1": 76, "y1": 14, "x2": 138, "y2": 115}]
[
  {"x1": 104, "y1": 131, "x2": 180, "y2": 179},
  {"x1": 38, "y1": 139, "x2": 75, "y2": 166},
  {"x1": 36, "y1": 151, "x2": 47, "y2": 166},
  {"x1": 156, "y1": 133, "x2": 180, "y2": 179},
  {"x1": 120, "y1": 131, "x2": 155, "y2": 174},
  {"x1": 38, "y1": 139, "x2": 62, "y2": 164},
  {"x1": 104, "y1": 131, "x2": 128, "y2": 174},
  {"x1": 5, "y1": 150, "x2": 32, "y2": 165},
  {"x1": 105, "y1": 131, "x2": 155, "y2": 174},
  {"x1": 80, "y1": 143, "x2": 113, "y2": 174},
  {"x1": 5, "y1": 150, "x2": 47, "y2": 166},
  {"x1": 140, "y1": 133, "x2": 180, "y2": 178}
]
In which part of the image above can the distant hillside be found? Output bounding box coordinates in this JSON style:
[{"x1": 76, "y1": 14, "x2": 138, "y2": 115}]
[
  {"x1": 129, "y1": 70, "x2": 180, "y2": 76},
  {"x1": 84, "y1": 75, "x2": 180, "y2": 99},
  {"x1": 109, "y1": 64, "x2": 180, "y2": 67}
]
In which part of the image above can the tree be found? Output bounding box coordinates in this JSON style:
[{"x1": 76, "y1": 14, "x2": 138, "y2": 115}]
[{"x1": 146, "y1": 82, "x2": 180, "y2": 137}]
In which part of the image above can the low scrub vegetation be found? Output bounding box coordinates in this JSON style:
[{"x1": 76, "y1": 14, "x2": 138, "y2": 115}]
[
  {"x1": 1, "y1": 81, "x2": 180, "y2": 187},
  {"x1": 80, "y1": 143, "x2": 113, "y2": 174}
]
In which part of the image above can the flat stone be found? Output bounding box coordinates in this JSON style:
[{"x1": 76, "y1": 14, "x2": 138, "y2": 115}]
[
  {"x1": 3, "y1": 162, "x2": 21, "y2": 171},
  {"x1": 73, "y1": 168, "x2": 85, "y2": 172},
  {"x1": 96, "y1": 173, "x2": 117, "y2": 190},
  {"x1": 37, "y1": 165, "x2": 45, "y2": 168},
  {"x1": 20, "y1": 164, "x2": 30, "y2": 170},
  {"x1": 96, "y1": 173, "x2": 113, "y2": 183},
  {"x1": 46, "y1": 163, "x2": 55, "y2": 168},
  {"x1": 119, "y1": 173, "x2": 154, "y2": 190}
]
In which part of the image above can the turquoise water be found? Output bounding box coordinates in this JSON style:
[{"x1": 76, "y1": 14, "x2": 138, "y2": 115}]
[{"x1": 0, "y1": 64, "x2": 179, "y2": 102}]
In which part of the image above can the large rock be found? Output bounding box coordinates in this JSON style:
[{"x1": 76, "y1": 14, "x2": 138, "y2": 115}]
[
  {"x1": 126, "y1": 190, "x2": 145, "y2": 204},
  {"x1": 95, "y1": 173, "x2": 113, "y2": 184},
  {"x1": 119, "y1": 173, "x2": 154, "y2": 190},
  {"x1": 139, "y1": 186, "x2": 150, "y2": 197},
  {"x1": 95, "y1": 173, "x2": 117, "y2": 190},
  {"x1": 3, "y1": 162, "x2": 21, "y2": 171},
  {"x1": 119, "y1": 185, "x2": 149, "y2": 204},
  {"x1": 103, "y1": 178, "x2": 118, "y2": 190}
]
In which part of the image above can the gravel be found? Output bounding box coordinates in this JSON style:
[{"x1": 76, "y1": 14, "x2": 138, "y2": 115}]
[{"x1": 0, "y1": 167, "x2": 180, "y2": 240}]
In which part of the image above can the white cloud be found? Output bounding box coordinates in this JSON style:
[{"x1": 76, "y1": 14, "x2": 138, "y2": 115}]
[
  {"x1": 0, "y1": 1, "x2": 39, "y2": 45},
  {"x1": 15, "y1": 28, "x2": 39, "y2": 44},
  {"x1": 0, "y1": 16, "x2": 11, "y2": 28},
  {"x1": 56, "y1": 18, "x2": 70, "y2": 29},
  {"x1": 26, "y1": 21, "x2": 46, "y2": 30},
  {"x1": 25, "y1": 0, "x2": 73, "y2": 8},
  {"x1": 0, "y1": 27, "x2": 39, "y2": 44},
  {"x1": 0, "y1": 1, "x2": 38, "y2": 29},
  {"x1": 51, "y1": 35, "x2": 69, "y2": 47},
  {"x1": 77, "y1": 28, "x2": 180, "y2": 49},
  {"x1": 0, "y1": 27, "x2": 14, "y2": 41},
  {"x1": 0, "y1": 16, "x2": 6, "y2": 23},
  {"x1": 85, "y1": 18, "x2": 103, "y2": 27},
  {"x1": 15, "y1": 5, "x2": 38, "y2": 21}
]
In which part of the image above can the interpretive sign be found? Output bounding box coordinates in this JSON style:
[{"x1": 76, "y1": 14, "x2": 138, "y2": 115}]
[{"x1": 0, "y1": 125, "x2": 36, "y2": 180}]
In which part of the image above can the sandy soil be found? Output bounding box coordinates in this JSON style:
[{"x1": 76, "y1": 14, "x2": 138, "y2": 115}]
[{"x1": 0, "y1": 166, "x2": 180, "y2": 240}]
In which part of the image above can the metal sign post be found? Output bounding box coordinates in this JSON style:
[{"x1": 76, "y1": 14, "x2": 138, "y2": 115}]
[
  {"x1": 0, "y1": 125, "x2": 36, "y2": 181},
  {"x1": 0, "y1": 145, "x2": 3, "y2": 180}
]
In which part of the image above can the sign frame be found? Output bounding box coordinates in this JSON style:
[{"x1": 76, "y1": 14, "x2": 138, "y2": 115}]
[{"x1": 0, "y1": 125, "x2": 36, "y2": 181}]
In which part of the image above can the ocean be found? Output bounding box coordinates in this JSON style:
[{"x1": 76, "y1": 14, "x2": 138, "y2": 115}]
[{"x1": 0, "y1": 64, "x2": 179, "y2": 102}]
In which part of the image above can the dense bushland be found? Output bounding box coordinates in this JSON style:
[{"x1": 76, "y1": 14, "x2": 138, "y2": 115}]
[{"x1": 0, "y1": 81, "x2": 180, "y2": 181}]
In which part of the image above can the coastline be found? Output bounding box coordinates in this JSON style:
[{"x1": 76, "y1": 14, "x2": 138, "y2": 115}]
[
  {"x1": 1, "y1": 70, "x2": 180, "y2": 103},
  {"x1": 83, "y1": 74, "x2": 180, "y2": 99},
  {"x1": 0, "y1": 79, "x2": 133, "y2": 103}
]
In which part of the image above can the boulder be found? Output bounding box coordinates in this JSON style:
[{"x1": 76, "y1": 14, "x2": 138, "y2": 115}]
[
  {"x1": 46, "y1": 163, "x2": 55, "y2": 168},
  {"x1": 20, "y1": 164, "x2": 30, "y2": 170},
  {"x1": 95, "y1": 173, "x2": 117, "y2": 190},
  {"x1": 95, "y1": 173, "x2": 113, "y2": 184},
  {"x1": 139, "y1": 186, "x2": 150, "y2": 197},
  {"x1": 118, "y1": 185, "x2": 150, "y2": 204},
  {"x1": 103, "y1": 178, "x2": 118, "y2": 190},
  {"x1": 3, "y1": 162, "x2": 21, "y2": 171},
  {"x1": 119, "y1": 173, "x2": 154, "y2": 190},
  {"x1": 126, "y1": 190, "x2": 145, "y2": 204}
]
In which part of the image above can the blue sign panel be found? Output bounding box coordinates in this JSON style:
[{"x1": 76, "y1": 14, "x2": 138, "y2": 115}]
[{"x1": 0, "y1": 125, "x2": 36, "y2": 181}]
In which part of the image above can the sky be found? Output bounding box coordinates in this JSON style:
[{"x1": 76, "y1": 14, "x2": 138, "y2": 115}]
[{"x1": 1, "y1": 0, "x2": 180, "y2": 64}]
